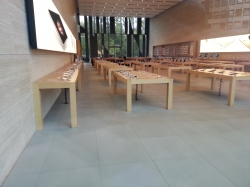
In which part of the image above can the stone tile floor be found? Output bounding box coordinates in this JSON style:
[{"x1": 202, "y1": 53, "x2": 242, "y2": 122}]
[{"x1": 3, "y1": 63, "x2": 250, "y2": 187}]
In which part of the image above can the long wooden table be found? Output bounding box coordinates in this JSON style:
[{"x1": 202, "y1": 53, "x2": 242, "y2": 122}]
[
  {"x1": 151, "y1": 64, "x2": 191, "y2": 78},
  {"x1": 103, "y1": 64, "x2": 133, "y2": 86},
  {"x1": 186, "y1": 69, "x2": 250, "y2": 106},
  {"x1": 96, "y1": 61, "x2": 117, "y2": 75},
  {"x1": 113, "y1": 71, "x2": 173, "y2": 112},
  {"x1": 33, "y1": 62, "x2": 83, "y2": 130},
  {"x1": 197, "y1": 63, "x2": 244, "y2": 71}
]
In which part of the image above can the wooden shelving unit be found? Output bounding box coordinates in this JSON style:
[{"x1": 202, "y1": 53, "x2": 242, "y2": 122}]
[{"x1": 153, "y1": 41, "x2": 196, "y2": 57}]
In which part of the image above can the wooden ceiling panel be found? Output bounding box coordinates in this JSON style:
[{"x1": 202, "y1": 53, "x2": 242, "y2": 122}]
[{"x1": 78, "y1": 0, "x2": 183, "y2": 18}]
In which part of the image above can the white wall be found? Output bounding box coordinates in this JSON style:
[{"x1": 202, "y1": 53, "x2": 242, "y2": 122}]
[{"x1": 0, "y1": 0, "x2": 77, "y2": 184}]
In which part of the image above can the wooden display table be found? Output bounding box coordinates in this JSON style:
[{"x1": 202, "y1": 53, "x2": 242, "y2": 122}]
[
  {"x1": 33, "y1": 62, "x2": 83, "y2": 130},
  {"x1": 133, "y1": 62, "x2": 156, "y2": 71},
  {"x1": 133, "y1": 61, "x2": 143, "y2": 70},
  {"x1": 103, "y1": 64, "x2": 133, "y2": 86},
  {"x1": 151, "y1": 64, "x2": 191, "y2": 78},
  {"x1": 186, "y1": 69, "x2": 250, "y2": 106},
  {"x1": 119, "y1": 61, "x2": 132, "y2": 67},
  {"x1": 113, "y1": 71, "x2": 173, "y2": 112},
  {"x1": 96, "y1": 61, "x2": 117, "y2": 75},
  {"x1": 197, "y1": 63, "x2": 244, "y2": 71}
]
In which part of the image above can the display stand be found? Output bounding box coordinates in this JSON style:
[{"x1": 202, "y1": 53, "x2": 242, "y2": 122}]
[{"x1": 33, "y1": 62, "x2": 83, "y2": 130}]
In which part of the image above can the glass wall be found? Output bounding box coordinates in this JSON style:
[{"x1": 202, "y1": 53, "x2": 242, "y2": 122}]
[{"x1": 79, "y1": 16, "x2": 148, "y2": 59}]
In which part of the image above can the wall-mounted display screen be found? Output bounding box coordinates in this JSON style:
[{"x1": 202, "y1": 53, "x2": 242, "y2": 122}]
[
  {"x1": 25, "y1": 0, "x2": 76, "y2": 53},
  {"x1": 200, "y1": 34, "x2": 250, "y2": 53}
]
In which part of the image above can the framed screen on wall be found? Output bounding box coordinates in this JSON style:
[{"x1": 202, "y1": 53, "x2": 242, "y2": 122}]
[
  {"x1": 25, "y1": 0, "x2": 76, "y2": 53},
  {"x1": 200, "y1": 34, "x2": 250, "y2": 53}
]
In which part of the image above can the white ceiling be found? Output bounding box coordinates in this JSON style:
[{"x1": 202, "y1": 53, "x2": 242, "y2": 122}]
[{"x1": 77, "y1": 0, "x2": 183, "y2": 18}]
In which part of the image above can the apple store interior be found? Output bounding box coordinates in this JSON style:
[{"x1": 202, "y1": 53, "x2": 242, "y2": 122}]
[{"x1": 1, "y1": 0, "x2": 250, "y2": 186}]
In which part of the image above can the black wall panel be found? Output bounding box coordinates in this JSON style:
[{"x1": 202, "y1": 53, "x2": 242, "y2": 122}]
[
  {"x1": 96, "y1": 17, "x2": 99, "y2": 33},
  {"x1": 110, "y1": 17, "x2": 115, "y2": 34},
  {"x1": 137, "y1": 18, "x2": 141, "y2": 35},
  {"x1": 103, "y1": 17, "x2": 106, "y2": 33}
]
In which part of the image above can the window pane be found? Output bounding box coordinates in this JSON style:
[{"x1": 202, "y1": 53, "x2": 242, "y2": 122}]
[
  {"x1": 115, "y1": 17, "x2": 121, "y2": 34},
  {"x1": 106, "y1": 17, "x2": 110, "y2": 33},
  {"x1": 133, "y1": 37, "x2": 139, "y2": 57},
  {"x1": 99, "y1": 17, "x2": 103, "y2": 33},
  {"x1": 121, "y1": 35, "x2": 126, "y2": 56},
  {"x1": 80, "y1": 16, "x2": 84, "y2": 27},
  {"x1": 139, "y1": 35, "x2": 143, "y2": 56},
  {"x1": 141, "y1": 18, "x2": 145, "y2": 34},
  {"x1": 121, "y1": 17, "x2": 125, "y2": 34}
]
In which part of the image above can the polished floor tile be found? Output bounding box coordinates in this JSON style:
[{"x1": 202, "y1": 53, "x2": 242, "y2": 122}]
[
  {"x1": 42, "y1": 142, "x2": 99, "y2": 172},
  {"x1": 181, "y1": 133, "x2": 243, "y2": 156},
  {"x1": 98, "y1": 139, "x2": 151, "y2": 165},
  {"x1": 95, "y1": 125, "x2": 138, "y2": 142},
  {"x1": 219, "y1": 130, "x2": 250, "y2": 152},
  {"x1": 131, "y1": 123, "x2": 176, "y2": 139},
  {"x1": 141, "y1": 136, "x2": 199, "y2": 160},
  {"x1": 36, "y1": 167, "x2": 102, "y2": 187},
  {"x1": 9, "y1": 146, "x2": 49, "y2": 175},
  {"x1": 155, "y1": 157, "x2": 236, "y2": 187},
  {"x1": 204, "y1": 151, "x2": 250, "y2": 187},
  {"x1": 100, "y1": 161, "x2": 169, "y2": 187},
  {"x1": 2, "y1": 174, "x2": 40, "y2": 187}
]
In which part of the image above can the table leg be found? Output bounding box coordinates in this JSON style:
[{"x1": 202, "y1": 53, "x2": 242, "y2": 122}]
[
  {"x1": 109, "y1": 69, "x2": 112, "y2": 86},
  {"x1": 186, "y1": 73, "x2": 191, "y2": 91},
  {"x1": 113, "y1": 75, "x2": 117, "y2": 94},
  {"x1": 228, "y1": 77, "x2": 236, "y2": 106},
  {"x1": 69, "y1": 84, "x2": 77, "y2": 128},
  {"x1": 97, "y1": 64, "x2": 100, "y2": 74},
  {"x1": 211, "y1": 77, "x2": 216, "y2": 90},
  {"x1": 168, "y1": 68, "x2": 172, "y2": 78},
  {"x1": 101, "y1": 66, "x2": 104, "y2": 76},
  {"x1": 33, "y1": 84, "x2": 43, "y2": 130},
  {"x1": 104, "y1": 68, "x2": 107, "y2": 80},
  {"x1": 126, "y1": 81, "x2": 132, "y2": 112},
  {"x1": 166, "y1": 79, "x2": 173, "y2": 109},
  {"x1": 141, "y1": 84, "x2": 143, "y2": 93},
  {"x1": 76, "y1": 65, "x2": 82, "y2": 91}
]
